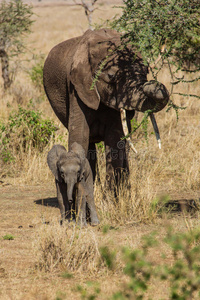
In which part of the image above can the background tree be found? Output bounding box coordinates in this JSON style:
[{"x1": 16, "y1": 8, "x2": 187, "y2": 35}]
[
  {"x1": 0, "y1": 0, "x2": 34, "y2": 89},
  {"x1": 112, "y1": 0, "x2": 200, "y2": 108},
  {"x1": 73, "y1": 0, "x2": 98, "y2": 29}
]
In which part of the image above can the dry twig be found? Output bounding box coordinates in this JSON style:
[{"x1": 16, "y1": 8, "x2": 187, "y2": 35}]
[{"x1": 73, "y1": 0, "x2": 98, "y2": 29}]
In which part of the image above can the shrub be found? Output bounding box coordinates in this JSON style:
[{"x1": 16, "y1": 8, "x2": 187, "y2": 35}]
[
  {"x1": 0, "y1": 106, "x2": 57, "y2": 163},
  {"x1": 29, "y1": 56, "x2": 44, "y2": 92},
  {"x1": 112, "y1": 0, "x2": 200, "y2": 95},
  {"x1": 77, "y1": 228, "x2": 200, "y2": 299},
  {"x1": 3, "y1": 234, "x2": 15, "y2": 240}
]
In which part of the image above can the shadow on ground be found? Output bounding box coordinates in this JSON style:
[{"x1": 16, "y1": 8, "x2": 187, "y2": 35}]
[
  {"x1": 164, "y1": 198, "x2": 200, "y2": 213},
  {"x1": 34, "y1": 197, "x2": 58, "y2": 208}
]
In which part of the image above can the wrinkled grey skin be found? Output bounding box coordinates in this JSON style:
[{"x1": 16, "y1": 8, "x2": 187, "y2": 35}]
[
  {"x1": 47, "y1": 142, "x2": 100, "y2": 226},
  {"x1": 44, "y1": 28, "x2": 169, "y2": 186}
]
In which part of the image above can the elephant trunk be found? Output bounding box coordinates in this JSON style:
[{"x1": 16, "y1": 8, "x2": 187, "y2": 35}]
[
  {"x1": 141, "y1": 80, "x2": 169, "y2": 112},
  {"x1": 66, "y1": 179, "x2": 76, "y2": 203}
]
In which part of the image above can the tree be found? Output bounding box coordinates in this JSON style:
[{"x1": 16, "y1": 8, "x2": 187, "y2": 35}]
[
  {"x1": 73, "y1": 0, "x2": 98, "y2": 29},
  {"x1": 0, "y1": 0, "x2": 34, "y2": 89},
  {"x1": 112, "y1": 0, "x2": 200, "y2": 106}
]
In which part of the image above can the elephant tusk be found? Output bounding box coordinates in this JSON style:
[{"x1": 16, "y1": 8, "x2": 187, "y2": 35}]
[
  {"x1": 120, "y1": 108, "x2": 137, "y2": 154},
  {"x1": 150, "y1": 113, "x2": 161, "y2": 149}
]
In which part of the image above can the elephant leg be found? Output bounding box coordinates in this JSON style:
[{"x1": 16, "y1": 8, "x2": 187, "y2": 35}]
[
  {"x1": 122, "y1": 112, "x2": 133, "y2": 174},
  {"x1": 87, "y1": 142, "x2": 98, "y2": 182},
  {"x1": 68, "y1": 92, "x2": 90, "y2": 154},
  {"x1": 86, "y1": 191, "x2": 100, "y2": 226},
  {"x1": 105, "y1": 143, "x2": 127, "y2": 188},
  {"x1": 123, "y1": 141, "x2": 130, "y2": 175},
  {"x1": 76, "y1": 184, "x2": 87, "y2": 227},
  {"x1": 104, "y1": 125, "x2": 129, "y2": 189},
  {"x1": 56, "y1": 180, "x2": 72, "y2": 223},
  {"x1": 77, "y1": 182, "x2": 99, "y2": 226}
]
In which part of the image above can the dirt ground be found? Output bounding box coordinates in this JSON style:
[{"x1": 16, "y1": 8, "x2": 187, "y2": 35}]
[
  {"x1": 0, "y1": 184, "x2": 56, "y2": 299},
  {"x1": 0, "y1": 183, "x2": 199, "y2": 300},
  {"x1": 0, "y1": 184, "x2": 84, "y2": 300}
]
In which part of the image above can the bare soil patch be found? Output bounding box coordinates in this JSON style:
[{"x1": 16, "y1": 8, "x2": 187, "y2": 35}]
[{"x1": 0, "y1": 184, "x2": 199, "y2": 300}]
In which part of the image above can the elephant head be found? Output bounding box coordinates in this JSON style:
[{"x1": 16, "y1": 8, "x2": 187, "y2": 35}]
[
  {"x1": 70, "y1": 28, "x2": 169, "y2": 148},
  {"x1": 47, "y1": 143, "x2": 88, "y2": 203}
]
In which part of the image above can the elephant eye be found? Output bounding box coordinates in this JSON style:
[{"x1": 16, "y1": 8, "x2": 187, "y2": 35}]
[
  {"x1": 108, "y1": 72, "x2": 115, "y2": 81},
  {"x1": 107, "y1": 70, "x2": 116, "y2": 83},
  {"x1": 101, "y1": 69, "x2": 117, "y2": 84}
]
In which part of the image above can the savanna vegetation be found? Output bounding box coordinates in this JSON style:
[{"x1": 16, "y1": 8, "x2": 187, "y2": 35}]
[{"x1": 0, "y1": 1, "x2": 200, "y2": 299}]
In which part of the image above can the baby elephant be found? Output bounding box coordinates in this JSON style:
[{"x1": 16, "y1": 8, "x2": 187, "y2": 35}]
[{"x1": 47, "y1": 142, "x2": 100, "y2": 226}]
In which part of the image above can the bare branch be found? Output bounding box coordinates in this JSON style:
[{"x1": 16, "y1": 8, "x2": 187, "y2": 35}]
[{"x1": 73, "y1": 0, "x2": 98, "y2": 29}]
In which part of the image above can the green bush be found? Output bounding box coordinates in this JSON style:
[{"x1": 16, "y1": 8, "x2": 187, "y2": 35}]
[
  {"x1": 3, "y1": 234, "x2": 15, "y2": 240},
  {"x1": 77, "y1": 228, "x2": 200, "y2": 299},
  {"x1": 112, "y1": 0, "x2": 200, "y2": 75},
  {"x1": 29, "y1": 57, "x2": 44, "y2": 92},
  {"x1": 0, "y1": 106, "x2": 57, "y2": 162},
  {"x1": 111, "y1": 0, "x2": 200, "y2": 113}
]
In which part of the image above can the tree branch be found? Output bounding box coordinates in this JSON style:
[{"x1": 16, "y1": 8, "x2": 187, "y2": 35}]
[{"x1": 73, "y1": 0, "x2": 98, "y2": 29}]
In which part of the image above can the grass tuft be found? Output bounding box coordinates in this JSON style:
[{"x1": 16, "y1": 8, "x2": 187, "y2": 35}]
[
  {"x1": 34, "y1": 222, "x2": 107, "y2": 274},
  {"x1": 3, "y1": 234, "x2": 15, "y2": 240}
]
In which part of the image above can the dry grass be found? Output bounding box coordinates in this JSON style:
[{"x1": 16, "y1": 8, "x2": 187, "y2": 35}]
[{"x1": 34, "y1": 221, "x2": 106, "y2": 273}]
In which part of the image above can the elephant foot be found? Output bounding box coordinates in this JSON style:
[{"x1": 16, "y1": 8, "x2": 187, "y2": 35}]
[
  {"x1": 60, "y1": 218, "x2": 75, "y2": 226},
  {"x1": 91, "y1": 219, "x2": 100, "y2": 226},
  {"x1": 91, "y1": 222, "x2": 99, "y2": 227},
  {"x1": 76, "y1": 218, "x2": 87, "y2": 228}
]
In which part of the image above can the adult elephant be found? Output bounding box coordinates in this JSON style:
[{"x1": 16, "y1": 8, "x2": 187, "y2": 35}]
[{"x1": 43, "y1": 28, "x2": 169, "y2": 186}]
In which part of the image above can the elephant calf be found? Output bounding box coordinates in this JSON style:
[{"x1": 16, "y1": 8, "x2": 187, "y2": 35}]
[{"x1": 47, "y1": 142, "x2": 99, "y2": 226}]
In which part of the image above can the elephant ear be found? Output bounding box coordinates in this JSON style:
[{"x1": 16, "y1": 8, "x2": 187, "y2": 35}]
[
  {"x1": 47, "y1": 144, "x2": 67, "y2": 182},
  {"x1": 70, "y1": 28, "x2": 120, "y2": 110},
  {"x1": 70, "y1": 142, "x2": 89, "y2": 181}
]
